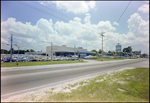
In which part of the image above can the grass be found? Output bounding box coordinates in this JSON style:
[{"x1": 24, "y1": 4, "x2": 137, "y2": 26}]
[
  {"x1": 1, "y1": 61, "x2": 87, "y2": 67},
  {"x1": 8, "y1": 67, "x2": 149, "y2": 102},
  {"x1": 90, "y1": 57, "x2": 125, "y2": 61},
  {"x1": 47, "y1": 67, "x2": 149, "y2": 102}
]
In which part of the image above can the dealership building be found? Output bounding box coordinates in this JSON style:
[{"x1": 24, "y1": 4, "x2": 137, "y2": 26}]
[{"x1": 46, "y1": 45, "x2": 96, "y2": 57}]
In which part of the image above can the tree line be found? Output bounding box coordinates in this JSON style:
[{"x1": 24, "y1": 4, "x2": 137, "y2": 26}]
[
  {"x1": 91, "y1": 46, "x2": 147, "y2": 57},
  {"x1": 1, "y1": 48, "x2": 35, "y2": 54}
]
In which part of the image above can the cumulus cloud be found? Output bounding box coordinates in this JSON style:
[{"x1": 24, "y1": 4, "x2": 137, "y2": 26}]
[
  {"x1": 138, "y1": 4, "x2": 149, "y2": 13},
  {"x1": 127, "y1": 13, "x2": 149, "y2": 38},
  {"x1": 1, "y1": 12, "x2": 149, "y2": 54},
  {"x1": 113, "y1": 22, "x2": 119, "y2": 26},
  {"x1": 52, "y1": 1, "x2": 96, "y2": 14},
  {"x1": 84, "y1": 13, "x2": 91, "y2": 24},
  {"x1": 126, "y1": 13, "x2": 149, "y2": 52}
]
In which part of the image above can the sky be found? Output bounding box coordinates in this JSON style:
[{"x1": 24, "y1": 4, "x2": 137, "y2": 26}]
[{"x1": 1, "y1": 1, "x2": 149, "y2": 54}]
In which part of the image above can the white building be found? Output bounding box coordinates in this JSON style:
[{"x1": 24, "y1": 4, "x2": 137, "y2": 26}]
[{"x1": 46, "y1": 45, "x2": 95, "y2": 57}]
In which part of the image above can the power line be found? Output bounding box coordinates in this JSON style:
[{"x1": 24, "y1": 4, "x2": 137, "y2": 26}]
[
  {"x1": 117, "y1": 1, "x2": 132, "y2": 23},
  {"x1": 34, "y1": 2, "x2": 73, "y2": 20},
  {"x1": 17, "y1": 2, "x2": 68, "y2": 22},
  {"x1": 110, "y1": 1, "x2": 132, "y2": 33}
]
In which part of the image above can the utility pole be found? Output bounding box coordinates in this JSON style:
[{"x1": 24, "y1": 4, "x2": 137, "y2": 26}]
[
  {"x1": 41, "y1": 41, "x2": 53, "y2": 61},
  {"x1": 10, "y1": 34, "x2": 13, "y2": 62},
  {"x1": 50, "y1": 42, "x2": 53, "y2": 61},
  {"x1": 2, "y1": 43, "x2": 5, "y2": 54},
  {"x1": 100, "y1": 32, "x2": 105, "y2": 61},
  {"x1": 74, "y1": 45, "x2": 76, "y2": 61},
  {"x1": 14, "y1": 44, "x2": 24, "y2": 62}
]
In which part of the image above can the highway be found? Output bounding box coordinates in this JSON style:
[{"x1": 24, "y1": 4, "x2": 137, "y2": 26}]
[{"x1": 1, "y1": 58, "x2": 149, "y2": 99}]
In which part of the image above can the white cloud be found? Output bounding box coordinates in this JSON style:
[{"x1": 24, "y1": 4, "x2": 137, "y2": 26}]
[
  {"x1": 127, "y1": 13, "x2": 149, "y2": 38},
  {"x1": 84, "y1": 13, "x2": 91, "y2": 24},
  {"x1": 126, "y1": 13, "x2": 149, "y2": 53},
  {"x1": 73, "y1": 17, "x2": 81, "y2": 22},
  {"x1": 38, "y1": 1, "x2": 53, "y2": 5},
  {"x1": 138, "y1": 4, "x2": 149, "y2": 13},
  {"x1": 87, "y1": 1, "x2": 96, "y2": 9},
  {"x1": 113, "y1": 22, "x2": 119, "y2": 26},
  {"x1": 1, "y1": 12, "x2": 149, "y2": 54},
  {"x1": 52, "y1": 1, "x2": 96, "y2": 14}
]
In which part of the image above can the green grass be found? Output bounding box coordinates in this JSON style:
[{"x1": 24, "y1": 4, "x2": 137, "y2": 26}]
[
  {"x1": 41, "y1": 68, "x2": 149, "y2": 102},
  {"x1": 90, "y1": 57, "x2": 125, "y2": 61},
  {"x1": 1, "y1": 61, "x2": 87, "y2": 67},
  {"x1": 8, "y1": 67, "x2": 149, "y2": 102}
]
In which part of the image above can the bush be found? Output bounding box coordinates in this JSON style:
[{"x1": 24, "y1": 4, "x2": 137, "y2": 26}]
[{"x1": 89, "y1": 57, "x2": 97, "y2": 59}]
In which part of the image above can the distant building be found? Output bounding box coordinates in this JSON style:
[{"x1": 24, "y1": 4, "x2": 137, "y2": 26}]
[
  {"x1": 46, "y1": 45, "x2": 96, "y2": 57},
  {"x1": 116, "y1": 43, "x2": 121, "y2": 52},
  {"x1": 25, "y1": 52, "x2": 46, "y2": 55}
]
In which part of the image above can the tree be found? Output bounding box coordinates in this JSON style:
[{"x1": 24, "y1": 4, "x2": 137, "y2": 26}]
[
  {"x1": 91, "y1": 49, "x2": 97, "y2": 53},
  {"x1": 108, "y1": 50, "x2": 111, "y2": 53},
  {"x1": 26, "y1": 49, "x2": 30, "y2": 52},
  {"x1": 76, "y1": 51, "x2": 80, "y2": 56},
  {"x1": 91, "y1": 53, "x2": 95, "y2": 56},
  {"x1": 98, "y1": 49, "x2": 102, "y2": 54},
  {"x1": 141, "y1": 53, "x2": 148, "y2": 58},
  {"x1": 123, "y1": 46, "x2": 132, "y2": 53},
  {"x1": 30, "y1": 49, "x2": 35, "y2": 52},
  {"x1": 133, "y1": 51, "x2": 141, "y2": 54}
]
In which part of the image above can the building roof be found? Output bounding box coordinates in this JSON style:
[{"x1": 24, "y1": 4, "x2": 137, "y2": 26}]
[
  {"x1": 77, "y1": 51, "x2": 96, "y2": 54},
  {"x1": 52, "y1": 50, "x2": 96, "y2": 54},
  {"x1": 53, "y1": 50, "x2": 74, "y2": 52}
]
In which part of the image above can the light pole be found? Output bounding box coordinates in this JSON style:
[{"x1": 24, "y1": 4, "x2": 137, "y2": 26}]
[
  {"x1": 14, "y1": 44, "x2": 24, "y2": 62},
  {"x1": 51, "y1": 42, "x2": 52, "y2": 61},
  {"x1": 100, "y1": 32, "x2": 105, "y2": 61},
  {"x1": 42, "y1": 41, "x2": 53, "y2": 61},
  {"x1": 10, "y1": 34, "x2": 13, "y2": 62},
  {"x1": 2, "y1": 43, "x2": 8, "y2": 54},
  {"x1": 74, "y1": 45, "x2": 76, "y2": 61}
]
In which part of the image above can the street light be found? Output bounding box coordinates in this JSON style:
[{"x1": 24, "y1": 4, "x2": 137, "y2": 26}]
[
  {"x1": 100, "y1": 32, "x2": 106, "y2": 61},
  {"x1": 2, "y1": 43, "x2": 9, "y2": 54},
  {"x1": 42, "y1": 41, "x2": 53, "y2": 61},
  {"x1": 14, "y1": 44, "x2": 24, "y2": 62}
]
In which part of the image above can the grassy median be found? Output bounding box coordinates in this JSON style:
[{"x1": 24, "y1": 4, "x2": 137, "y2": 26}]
[
  {"x1": 90, "y1": 57, "x2": 125, "y2": 61},
  {"x1": 1, "y1": 61, "x2": 87, "y2": 67},
  {"x1": 8, "y1": 67, "x2": 149, "y2": 102}
]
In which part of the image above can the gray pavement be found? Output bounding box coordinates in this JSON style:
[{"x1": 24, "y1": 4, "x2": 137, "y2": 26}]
[{"x1": 1, "y1": 58, "x2": 149, "y2": 99}]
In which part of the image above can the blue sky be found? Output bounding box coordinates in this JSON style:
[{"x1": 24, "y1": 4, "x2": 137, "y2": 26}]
[{"x1": 1, "y1": 1, "x2": 149, "y2": 54}]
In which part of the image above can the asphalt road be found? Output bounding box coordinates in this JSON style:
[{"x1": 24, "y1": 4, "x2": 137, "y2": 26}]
[{"x1": 1, "y1": 58, "x2": 149, "y2": 99}]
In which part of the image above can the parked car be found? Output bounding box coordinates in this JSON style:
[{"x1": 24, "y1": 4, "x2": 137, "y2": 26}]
[
  {"x1": 84, "y1": 56, "x2": 90, "y2": 59},
  {"x1": 18, "y1": 58, "x2": 27, "y2": 62},
  {"x1": 3, "y1": 58, "x2": 16, "y2": 62},
  {"x1": 30, "y1": 59, "x2": 37, "y2": 62}
]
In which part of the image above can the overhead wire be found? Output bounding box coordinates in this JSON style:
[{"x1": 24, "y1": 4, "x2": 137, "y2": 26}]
[
  {"x1": 109, "y1": 0, "x2": 132, "y2": 33},
  {"x1": 17, "y1": 1, "x2": 78, "y2": 43},
  {"x1": 34, "y1": 2, "x2": 73, "y2": 20},
  {"x1": 117, "y1": 13, "x2": 149, "y2": 34},
  {"x1": 2, "y1": 1, "x2": 135, "y2": 50},
  {"x1": 17, "y1": 2, "x2": 68, "y2": 22}
]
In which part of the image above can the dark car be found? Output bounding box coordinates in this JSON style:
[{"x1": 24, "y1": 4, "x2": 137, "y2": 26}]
[
  {"x1": 4, "y1": 58, "x2": 16, "y2": 62},
  {"x1": 30, "y1": 59, "x2": 37, "y2": 62}
]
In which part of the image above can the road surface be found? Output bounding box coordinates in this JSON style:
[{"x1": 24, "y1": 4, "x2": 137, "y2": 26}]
[{"x1": 1, "y1": 58, "x2": 149, "y2": 99}]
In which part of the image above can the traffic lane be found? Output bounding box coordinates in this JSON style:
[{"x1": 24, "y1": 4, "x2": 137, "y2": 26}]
[
  {"x1": 1, "y1": 63, "x2": 102, "y2": 76},
  {"x1": 1, "y1": 59, "x2": 146, "y2": 76},
  {"x1": 1, "y1": 59, "x2": 146, "y2": 97},
  {"x1": 1, "y1": 58, "x2": 144, "y2": 86}
]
